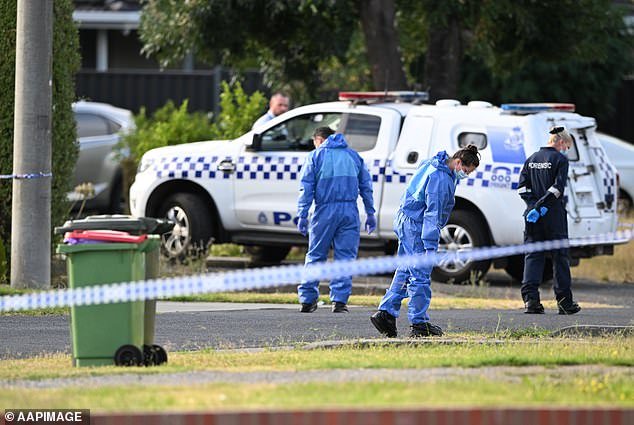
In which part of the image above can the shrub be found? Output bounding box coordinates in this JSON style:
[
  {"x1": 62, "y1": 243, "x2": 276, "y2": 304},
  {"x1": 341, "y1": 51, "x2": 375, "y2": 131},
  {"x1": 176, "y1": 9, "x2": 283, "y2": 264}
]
[{"x1": 210, "y1": 80, "x2": 267, "y2": 140}]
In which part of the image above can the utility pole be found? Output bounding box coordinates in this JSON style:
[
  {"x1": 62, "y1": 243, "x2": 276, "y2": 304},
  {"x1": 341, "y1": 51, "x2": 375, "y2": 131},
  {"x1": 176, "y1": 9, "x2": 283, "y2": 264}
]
[{"x1": 11, "y1": 0, "x2": 53, "y2": 289}]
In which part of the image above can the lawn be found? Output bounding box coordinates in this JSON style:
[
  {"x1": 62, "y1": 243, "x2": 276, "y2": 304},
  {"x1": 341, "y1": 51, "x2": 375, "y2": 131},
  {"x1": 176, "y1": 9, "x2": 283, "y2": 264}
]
[{"x1": 0, "y1": 336, "x2": 632, "y2": 410}]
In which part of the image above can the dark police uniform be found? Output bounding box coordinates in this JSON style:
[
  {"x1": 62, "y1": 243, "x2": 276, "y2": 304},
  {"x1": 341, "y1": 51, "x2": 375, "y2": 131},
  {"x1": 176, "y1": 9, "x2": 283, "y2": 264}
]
[{"x1": 517, "y1": 146, "x2": 574, "y2": 308}]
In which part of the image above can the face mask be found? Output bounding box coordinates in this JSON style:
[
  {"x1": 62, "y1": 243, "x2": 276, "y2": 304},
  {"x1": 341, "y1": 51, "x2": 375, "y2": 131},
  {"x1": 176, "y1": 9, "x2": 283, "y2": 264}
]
[
  {"x1": 456, "y1": 169, "x2": 468, "y2": 180},
  {"x1": 560, "y1": 149, "x2": 568, "y2": 157}
]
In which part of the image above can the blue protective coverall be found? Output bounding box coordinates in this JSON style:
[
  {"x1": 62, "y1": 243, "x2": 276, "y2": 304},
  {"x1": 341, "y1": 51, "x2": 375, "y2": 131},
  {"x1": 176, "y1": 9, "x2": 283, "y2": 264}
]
[
  {"x1": 517, "y1": 146, "x2": 572, "y2": 305},
  {"x1": 378, "y1": 151, "x2": 457, "y2": 324},
  {"x1": 297, "y1": 134, "x2": 375, "y2": 304}
]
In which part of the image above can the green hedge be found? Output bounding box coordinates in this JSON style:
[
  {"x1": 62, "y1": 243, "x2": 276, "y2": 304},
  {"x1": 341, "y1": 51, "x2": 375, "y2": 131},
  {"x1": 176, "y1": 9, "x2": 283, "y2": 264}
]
[{"x1": 0, "y1": 0, "x2": 80, "y2": 284}]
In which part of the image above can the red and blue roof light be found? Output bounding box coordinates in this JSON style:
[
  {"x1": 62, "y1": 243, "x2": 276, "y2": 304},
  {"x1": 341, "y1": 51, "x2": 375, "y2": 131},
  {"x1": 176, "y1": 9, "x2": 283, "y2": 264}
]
[
  {"x1": 338, "y1": 91, "x2": 429, "y2": 102},
  {"x1": 501, "y1": 103, "x2": 576, "y2": 114}
]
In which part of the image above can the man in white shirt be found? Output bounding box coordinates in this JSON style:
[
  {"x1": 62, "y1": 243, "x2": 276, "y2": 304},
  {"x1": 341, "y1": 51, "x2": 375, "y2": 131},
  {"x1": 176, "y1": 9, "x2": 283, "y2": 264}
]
[{"x1": 252, "y1": 92, "x2": 290, "y2": 129}]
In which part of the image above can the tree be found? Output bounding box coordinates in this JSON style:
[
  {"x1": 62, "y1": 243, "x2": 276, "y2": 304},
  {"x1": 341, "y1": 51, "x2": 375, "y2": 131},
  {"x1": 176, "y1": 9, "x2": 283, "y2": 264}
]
[
  {"x1": 0, "y1": 0, "x2": 80, "y2": 284},
  {"x1": 358, "y1": 0, "x2": 408, "y2": 91},
  {"x1": 396, "y1": 0, "x2": 633, "y2": 111},
  {"x1": 139, "y1": 0, "x2": 632, "y2": 119},
  {"x1": 140, "y1": 0, "x2": 357, "y2": 101}
]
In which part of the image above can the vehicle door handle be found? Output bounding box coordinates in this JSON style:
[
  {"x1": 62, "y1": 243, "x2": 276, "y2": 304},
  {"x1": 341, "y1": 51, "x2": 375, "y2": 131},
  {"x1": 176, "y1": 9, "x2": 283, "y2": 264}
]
[
  {"x1": 571, "y1": 165, "x2": 594, "y2": 181},
  {"x1": 217, "y1": 160, "x2": 236, "y2": 173}
]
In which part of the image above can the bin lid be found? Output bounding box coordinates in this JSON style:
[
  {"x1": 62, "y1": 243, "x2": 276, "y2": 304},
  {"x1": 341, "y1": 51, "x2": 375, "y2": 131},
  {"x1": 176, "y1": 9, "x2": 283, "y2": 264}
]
[
  {"x1": 64, "y1": 230, "x2": 148, "y2": 244},
  {"x1": 55, "y1": 215, "x2": 174, "y2": 235}
]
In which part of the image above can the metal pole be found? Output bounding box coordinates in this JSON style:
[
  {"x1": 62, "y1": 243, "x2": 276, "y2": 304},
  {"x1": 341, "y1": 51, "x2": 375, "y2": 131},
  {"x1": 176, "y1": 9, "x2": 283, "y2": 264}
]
[{"x1": 11, "y1": 0, "x2": 53, "y2": 289}]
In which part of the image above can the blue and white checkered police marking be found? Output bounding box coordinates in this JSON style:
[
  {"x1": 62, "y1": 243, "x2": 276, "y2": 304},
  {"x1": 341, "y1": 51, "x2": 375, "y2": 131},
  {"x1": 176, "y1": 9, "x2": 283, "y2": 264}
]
[
  {"x1": 458, "y1": 164, "x2": 521, "y2": 189},
  {"x1": 591, "y1": 146, "x2": 617, "y2": 199},
  {"x1": 151, "y1": 155, "x2": 527, "y2": 192},
  {"x1": 0, "y1": 229, "x2": 631, "y2": 313}
]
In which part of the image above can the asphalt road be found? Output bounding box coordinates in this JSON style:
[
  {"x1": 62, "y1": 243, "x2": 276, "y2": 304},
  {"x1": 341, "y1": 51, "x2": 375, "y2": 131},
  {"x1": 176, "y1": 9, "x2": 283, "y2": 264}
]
[{"x1": 1, "y1": 272, "x2": 632, "y2": 360}]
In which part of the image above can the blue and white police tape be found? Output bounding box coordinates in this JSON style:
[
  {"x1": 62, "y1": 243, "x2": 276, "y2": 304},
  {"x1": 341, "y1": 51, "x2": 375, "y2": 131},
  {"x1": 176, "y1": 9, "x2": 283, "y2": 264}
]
[
  {"x1": 0, "y1": 228, "x2": 632, "y2": 313},
  {"x1": 0, "y1": 172, "x2": 52, "y2": 180}
]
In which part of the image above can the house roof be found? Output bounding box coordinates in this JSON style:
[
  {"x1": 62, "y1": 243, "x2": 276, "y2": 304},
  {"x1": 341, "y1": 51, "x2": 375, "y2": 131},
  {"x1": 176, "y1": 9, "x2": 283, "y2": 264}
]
[
  {"x1": 75, "y1": 0, "x2": 140, "y2": 11},
  {"x1": 74, "y1": 0, "x2": 140, "y2": 29}
]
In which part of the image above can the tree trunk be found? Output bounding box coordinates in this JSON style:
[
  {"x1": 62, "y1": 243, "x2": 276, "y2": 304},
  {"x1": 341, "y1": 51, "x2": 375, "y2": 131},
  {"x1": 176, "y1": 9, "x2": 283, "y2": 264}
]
[
  {"x1": 359, "y1": 0, "x2": 408, "y2": 91},
  {"x1": 423, "y1": 16, "x2": 463, "y2": 102}
]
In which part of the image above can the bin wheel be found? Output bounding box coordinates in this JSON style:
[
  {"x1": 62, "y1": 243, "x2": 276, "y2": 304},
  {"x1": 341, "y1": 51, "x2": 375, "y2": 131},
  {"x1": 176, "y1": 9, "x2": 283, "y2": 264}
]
[
  {"x1": 114, "y1": 344, "x2": 143, "y2": 366},
  {"x1": 143, "y1": 344, "x2": 168, "y2": 366},
  {"x1": 153, "y1": 344, "x2": 168, "y2": 365}
]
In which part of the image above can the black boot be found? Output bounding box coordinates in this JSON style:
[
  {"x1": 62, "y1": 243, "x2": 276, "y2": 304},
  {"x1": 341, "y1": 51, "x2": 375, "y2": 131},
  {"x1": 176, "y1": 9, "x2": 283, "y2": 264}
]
[
  {"x1": 410, "y1": 322, "x2": 443, "y2": 337},
  {"x1": 524, "y1": 299, "x2": 545, "y2": 314},
  {"x1": 332, "y1": 302, "x2": 349, "y2": 313},
  {"x1": 558, "y1": 301, "x2": 581, "y2": 315},
  {"x1": 300, "y1": 301, "x2": 318, "y2": 313},
  {"x1": 370, "y1": 310, "x2": 397, "y2": 338}
]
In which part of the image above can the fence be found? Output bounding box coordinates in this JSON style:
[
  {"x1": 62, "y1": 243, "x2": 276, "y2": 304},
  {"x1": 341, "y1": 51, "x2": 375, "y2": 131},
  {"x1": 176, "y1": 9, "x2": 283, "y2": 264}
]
[{"x1": 75, "y1": 67, "x2": 266, "y2": 117}]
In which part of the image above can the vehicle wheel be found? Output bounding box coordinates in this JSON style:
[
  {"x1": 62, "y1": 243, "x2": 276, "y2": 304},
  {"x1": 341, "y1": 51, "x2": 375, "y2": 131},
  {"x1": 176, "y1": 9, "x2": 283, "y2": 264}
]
[
  {"x1": 504, "y1": 255, "x2": 554, "y2": 283},
  {"x1": 245, "y1": 245, "x2": 291, "y2": 265},
  {"x1": 618, "y1": 189, "x2": 632, "y2": 216},
  {"x1": 114, "y1": 344, "x2": 143, "y2": 366},
  {"x1": 431, "y1": 210, "x2": 491, "y2": 284},
  {"x1": 156, "y1": 193, "x2": 215, "y2": 260},
  {"x1": 384, "y1": 240, "x2": 398, "y2": 255},
  {"x1": 108, "y1": 174, "x2": 125, "y2": 214}
]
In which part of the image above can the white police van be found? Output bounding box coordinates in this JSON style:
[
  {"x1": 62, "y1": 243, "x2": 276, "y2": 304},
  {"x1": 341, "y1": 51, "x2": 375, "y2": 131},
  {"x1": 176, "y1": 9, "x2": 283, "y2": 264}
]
[{"x1": 129, "y1": 92, "x2": 621, "y2": 282}]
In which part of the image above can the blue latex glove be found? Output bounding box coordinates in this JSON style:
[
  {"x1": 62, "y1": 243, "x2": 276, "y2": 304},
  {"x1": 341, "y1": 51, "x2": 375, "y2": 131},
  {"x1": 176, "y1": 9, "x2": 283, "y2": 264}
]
[
  {"x1": 297, "y1": 217, "x2": 309, "y2": 236},
  {"x1": 526, "y1": 209, "x2": 540, "y2": 223},
  {"x1": 539, "y1": 206, "x2": 548, "y2": 216},
  {"x1": 365, "y1": 215, "x2": 377, "y2": 235}
]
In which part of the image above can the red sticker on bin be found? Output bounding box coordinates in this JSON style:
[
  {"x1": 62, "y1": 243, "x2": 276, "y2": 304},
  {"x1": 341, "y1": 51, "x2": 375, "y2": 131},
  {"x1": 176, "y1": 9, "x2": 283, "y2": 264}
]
[{"x1": 64, "y1": 230, "x2": 148, "y2": 243}]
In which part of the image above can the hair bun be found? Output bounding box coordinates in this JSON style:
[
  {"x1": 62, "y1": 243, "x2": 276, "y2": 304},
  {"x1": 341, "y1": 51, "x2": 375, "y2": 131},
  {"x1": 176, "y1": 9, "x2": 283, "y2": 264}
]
[{"x1": 466, "y1": 144, "x2": 478, "y2": 153}]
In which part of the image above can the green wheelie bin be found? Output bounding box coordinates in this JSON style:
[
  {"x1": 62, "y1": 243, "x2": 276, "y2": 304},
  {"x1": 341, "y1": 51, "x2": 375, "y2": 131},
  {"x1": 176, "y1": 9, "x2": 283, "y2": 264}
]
[{"x1": 56, "y1": 215, "x2": 172, "y2": 367}]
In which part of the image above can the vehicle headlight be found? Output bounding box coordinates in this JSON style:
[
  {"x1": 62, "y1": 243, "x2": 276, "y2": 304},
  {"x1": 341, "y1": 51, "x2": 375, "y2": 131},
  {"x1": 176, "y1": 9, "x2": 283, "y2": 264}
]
[{"x1": 137, "y1": 157, "x2": 155, "y2": 174}]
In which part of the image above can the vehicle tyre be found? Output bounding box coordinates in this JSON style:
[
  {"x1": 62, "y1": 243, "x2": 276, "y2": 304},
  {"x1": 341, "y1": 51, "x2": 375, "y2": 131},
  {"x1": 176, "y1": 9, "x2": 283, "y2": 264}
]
[
  {"x1": 618, "y1": 189, "x2": 632, "y2": 216},
  {"x1": 156, "y1": 193, "x2": 215, "y2": 260},
  {"x1": 108, "y1": 174, "x2": 125, "y2": 214},
  {"x1": 245, "y1": 245, "x2": 291, "y2": 265},
  {"x1": 504, "y1": 255, "x2": 554, "y2": 283},
  {"x1": 114, "y1": 344, "x2": 143, "y2": 367},
  {"x1": 431, "y1": 210, "x2": 491, "y2": 284},
  {"x1": 384, "y1": 240, "x2": 398, "y2": 255}
]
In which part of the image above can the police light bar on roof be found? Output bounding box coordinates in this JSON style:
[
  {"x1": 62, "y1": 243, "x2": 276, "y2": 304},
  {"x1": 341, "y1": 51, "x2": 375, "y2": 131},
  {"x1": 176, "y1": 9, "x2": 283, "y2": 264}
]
[
  {"x1": 501, "y1": 103, "x2": 576, "y2": 114},
  {"x1": 338, "y1": 91, "x2": 429, "y2": 102}
]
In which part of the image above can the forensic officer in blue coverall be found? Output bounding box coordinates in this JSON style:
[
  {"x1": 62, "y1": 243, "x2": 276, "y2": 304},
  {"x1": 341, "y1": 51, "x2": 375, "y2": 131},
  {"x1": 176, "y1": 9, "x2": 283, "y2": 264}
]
[
  {"x1": 296, "y1": 127, "x2": 376, "y2": 313},
  {"x1": 518, "y1": 126, "x2": 581, "y2": 315},
  {"x1": 370, "y1": 145, "x2": 480, "y2": 337}
]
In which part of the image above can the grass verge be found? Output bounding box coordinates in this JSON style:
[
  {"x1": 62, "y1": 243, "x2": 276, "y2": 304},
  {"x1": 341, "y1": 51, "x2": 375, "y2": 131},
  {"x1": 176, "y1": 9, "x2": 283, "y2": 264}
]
[{"x1": 0, "y1": 337, "x2": 632, "y2": 409}]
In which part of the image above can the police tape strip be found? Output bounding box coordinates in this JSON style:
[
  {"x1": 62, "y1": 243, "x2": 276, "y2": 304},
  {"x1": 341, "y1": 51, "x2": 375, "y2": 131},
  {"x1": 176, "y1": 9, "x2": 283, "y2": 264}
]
[
  {"x1": 0, "y1": 172, "x2": 52, "y2": 180},
  {"x1": 0, "y1": 229, "x2": 632, "y2": 313}
]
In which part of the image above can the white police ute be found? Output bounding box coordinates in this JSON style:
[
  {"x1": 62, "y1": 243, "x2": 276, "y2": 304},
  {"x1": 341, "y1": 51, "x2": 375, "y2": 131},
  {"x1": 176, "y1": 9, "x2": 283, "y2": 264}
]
[{"x1": 129, "y1": 92, "x2": 622, "y2": 282}]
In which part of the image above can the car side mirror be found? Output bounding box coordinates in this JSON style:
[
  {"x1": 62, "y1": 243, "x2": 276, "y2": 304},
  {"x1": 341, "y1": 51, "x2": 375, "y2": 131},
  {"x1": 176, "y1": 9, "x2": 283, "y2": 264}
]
[{"x1": 247, "y1": 133, "x2": 262, "y2": 151}]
